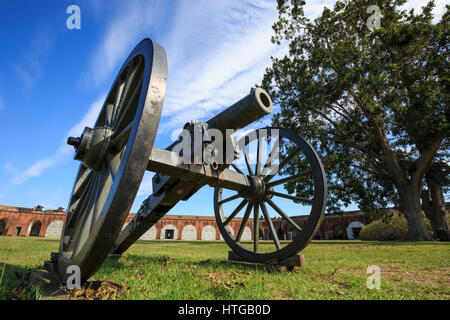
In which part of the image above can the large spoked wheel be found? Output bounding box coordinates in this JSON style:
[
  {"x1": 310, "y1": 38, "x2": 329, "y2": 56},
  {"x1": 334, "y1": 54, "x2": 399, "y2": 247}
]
[
  {"x1": 57, "y1": 39, "x2": 167, "y2": 282},
  {"x1": 214, "y1": 127, "x2": 327, "y2": 263}
]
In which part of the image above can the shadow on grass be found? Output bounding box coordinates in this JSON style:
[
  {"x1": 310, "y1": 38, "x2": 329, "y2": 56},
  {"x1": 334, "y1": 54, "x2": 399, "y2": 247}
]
[
  {"x1": 101, "y1": 254, "x2": 222, "y2": 270},
  {"x1": 0, "y1": 263, "x2": 40, "y2": 300},
  {"x1": 100, "y1": 253, "x2": 294, "y2": 277}
]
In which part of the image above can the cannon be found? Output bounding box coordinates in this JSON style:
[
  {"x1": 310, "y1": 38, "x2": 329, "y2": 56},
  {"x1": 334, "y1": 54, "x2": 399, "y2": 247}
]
[{"x1": 52, "y1": 38, "x2": 327, "y2": 283}]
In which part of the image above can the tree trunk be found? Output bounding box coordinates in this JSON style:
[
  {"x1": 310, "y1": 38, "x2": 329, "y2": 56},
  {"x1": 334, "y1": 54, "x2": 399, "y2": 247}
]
[
  {"x1": 398, "y1": 183, "x2": 433, "y2": 241},
  {"x1": 421, "y1": 176, "x2": 450, "y2": 241}
]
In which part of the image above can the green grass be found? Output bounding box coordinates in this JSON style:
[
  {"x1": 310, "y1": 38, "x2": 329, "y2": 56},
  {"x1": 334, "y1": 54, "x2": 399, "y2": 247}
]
[{"x1": 0, "y1": 237, "x2": 448, "y2": 299}]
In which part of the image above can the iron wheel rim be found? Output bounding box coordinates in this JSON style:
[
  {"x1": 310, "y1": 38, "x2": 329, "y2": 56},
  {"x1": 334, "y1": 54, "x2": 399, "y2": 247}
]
[
  {"x1": 214, "y1": 127, "x2": 327, "y2": 263},
  {"x1": 57, "y1": 38, "x2": 167, "y2": 282}
]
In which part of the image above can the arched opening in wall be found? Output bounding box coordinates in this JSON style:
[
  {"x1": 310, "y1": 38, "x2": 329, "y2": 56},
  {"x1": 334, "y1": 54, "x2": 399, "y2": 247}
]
[
  {"x1": 181, "y1": 225, "x2": 197, "y2": 240},
  {"x1": 141, "y1": 226, "x2": 156, "y2": 240},
  {"x1": 44, "y1": 220, "x2": 64, "y2": 238},
  {"x1": 346, "y1": 221, "x2": 365, "y2": 240},
  {"x1": 160, "y1": 224, "x2": 178, "y2": 240},
  {"x1": 352, "y1": 227, "x2": 362, "y2": 239},
  {"x1": 29, "y1": 221, "x2": 41, "y2": 237},
  {"x1": 241, "y1": 226, "x2": 252, "y2": 241},
  {"x1": 0, "y1": 219, "x2": 9, "y2": 236},
  {"x1": 201, "y1": 225, "x2": 216, "y2": 240}
]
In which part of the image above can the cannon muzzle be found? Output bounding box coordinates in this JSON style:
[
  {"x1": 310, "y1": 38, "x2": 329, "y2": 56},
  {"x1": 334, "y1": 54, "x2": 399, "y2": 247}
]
[{"x1": 206, "y1": 88, "x2": 273, "y2": 133}]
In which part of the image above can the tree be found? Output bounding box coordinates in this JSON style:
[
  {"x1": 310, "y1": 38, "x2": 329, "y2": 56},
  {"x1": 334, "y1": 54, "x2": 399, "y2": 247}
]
[{"x1": 262, "y1": 0, "x2": 449, "y2": 240}]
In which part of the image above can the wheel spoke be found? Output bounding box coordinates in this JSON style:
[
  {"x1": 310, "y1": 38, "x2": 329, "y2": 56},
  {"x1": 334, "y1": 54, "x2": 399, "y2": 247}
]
[
  {"x1": 112, "y1": 65, "x2": 132, "y2": 124},
  {"x1": 218, "y1": 193, "x2": 240, "y2": 205},
  {"x1": 72, "y1": 168, "x2": 93, "y2": 199},
  {"x1": 236, "y1": 203, "x2": 252, "y2": 242},
  {"x1": 260, "y1": 202, "x2": 281, "y2": 250},
  {"x1": 261, "y1": 136, "x2": 280, "y2": 177},
  {"x1": 223, "y1": 199, "x2": 247, "y2": 226},
  {"x1": 106, "y1": 151, "x2": 121, "y2": 180},
  {"x1": 66, "y1": 171, "x2": 99, "y2": 252},
  {"x1": 74, "y1": 172, "x2": 100, "y2": 232},
  {"x1": 76, "y1": 168, "x2": 104, "y2": 251},
  {"x1": 90, "y1": 163, "x2": 113, "y2": 232},
  {"x1": 113, "y1": 78, "x2": 125, "y2": 114},
  {"x1": 242, "y1": 146, "x2": 254, "y2": 176},
  {"x1": 266, "y1": 190, "x2": 312, "y2": 205},
  {"x1": 265, "y1": 196, "x2": 302, "y2": 232},
  {"x1": 113, "y1": 77, "x2": 143, "y2": 132},
  {"x1": 67, "y1": 172, "x2": 95, "y2": 228},
  {"x1": 114, "y1": 57, "x2": 144, "y2": 124},
  {"x1": 110, "y1": 121, "x2": 132, "y2": 150},
  {"x1": 105, "y1": 104, "x2": 114, "y2": 127},
  {"x1": 231, "y1": 163, "x2": 244, "y2": 175},
  {"x1": 253, "y1": 203, "x2": 260, "y2": 252},
  {"x1": 265, "y1": 147, "x2": 300, "y2": 182},
  {"x1": 267, "y1": 170, "x2": 312, "y2": 187},
  {"x1": 255, "y1": 132, "x2": 263, "y2": 175}
]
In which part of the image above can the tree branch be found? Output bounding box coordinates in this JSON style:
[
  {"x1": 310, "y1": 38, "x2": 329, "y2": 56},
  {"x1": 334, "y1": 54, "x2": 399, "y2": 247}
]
[
  {"x1": 412, "y1": 136, "x2": 443, "y2": 186},
  {"x1": 348, "y1": 90, "x2": 407, "y2": 185}
]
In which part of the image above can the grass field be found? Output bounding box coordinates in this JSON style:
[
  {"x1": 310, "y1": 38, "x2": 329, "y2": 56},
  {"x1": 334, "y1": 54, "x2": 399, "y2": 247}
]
[{"x1": 0, "y1": 237, "x2": 448, "y2": 300}]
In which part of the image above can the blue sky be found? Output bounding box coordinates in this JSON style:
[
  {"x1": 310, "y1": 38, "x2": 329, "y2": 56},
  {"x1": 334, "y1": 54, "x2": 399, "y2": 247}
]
[{"x1": 0, "y1": 0, "x2": 447, "y2": 215}]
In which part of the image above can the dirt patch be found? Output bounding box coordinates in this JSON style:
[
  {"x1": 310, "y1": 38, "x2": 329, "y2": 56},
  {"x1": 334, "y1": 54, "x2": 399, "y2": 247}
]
[{"x1": 206, "y1": 270, "x2": 246, "y2": 291}]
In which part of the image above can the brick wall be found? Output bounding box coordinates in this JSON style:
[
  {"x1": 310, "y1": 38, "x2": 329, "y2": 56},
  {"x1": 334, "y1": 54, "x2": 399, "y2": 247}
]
[
  {"x1": 0, "y1": 204, "x2": 370, "y2": 241},
  {"x1": 0, "y1": 207, "x2": 65, "y2": 237}
]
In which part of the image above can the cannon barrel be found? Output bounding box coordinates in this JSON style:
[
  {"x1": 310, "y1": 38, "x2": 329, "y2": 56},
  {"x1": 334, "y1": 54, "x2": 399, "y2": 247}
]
[{"x1": 206, "y1": 88, "x2": 273, "y2": 133}]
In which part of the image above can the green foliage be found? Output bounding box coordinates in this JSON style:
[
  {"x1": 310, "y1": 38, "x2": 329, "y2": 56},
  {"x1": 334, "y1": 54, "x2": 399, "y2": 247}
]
[
  {"x1": 360, "y1": 212, "x2": 433, "y2": 240},
  {"x1": 262, "y1": 0, "x2": 449, "y2": 239}
]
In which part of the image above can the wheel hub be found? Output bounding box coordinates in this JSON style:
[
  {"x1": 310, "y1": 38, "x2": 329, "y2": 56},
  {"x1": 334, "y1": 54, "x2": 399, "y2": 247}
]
[
  {"x1": 68, "y1": 126, "x2": 113, "y2": 171},
  {"x1": 240, "y1": 175, "x2": 265, "y2": 202}
]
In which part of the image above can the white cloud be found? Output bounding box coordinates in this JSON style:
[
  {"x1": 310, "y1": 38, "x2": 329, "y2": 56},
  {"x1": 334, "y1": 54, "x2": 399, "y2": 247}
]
[
  {"x1": 86, "y1": 1, "x2": 163, "y2": 85},
  {"x1": 15, "y1": 30, "x2": 54, "y2": 88},
  {"x1": 11, "y1": 144, "x2": 72, "y2": 185},
  {"x1": 67, "y1": 94, "x2": 106, "y2": 138},
  {"x1": 11, "y1": 95, "x2": 106, "y2": 185},
  {"x1": 83, "y1": 0, "x2": 284, "y2": 134},
  {"x1": 4, "y1": 163, "x2": 17, "y2": 174},
  {"x1": 157, "y1": 0, "x2": 285, "y2": 131}
]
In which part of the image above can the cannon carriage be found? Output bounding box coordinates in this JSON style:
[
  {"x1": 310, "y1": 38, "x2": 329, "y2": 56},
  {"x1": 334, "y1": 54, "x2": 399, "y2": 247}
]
[{"x1": 52, "y1": 38, "x2": 327, "y2": 283}]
